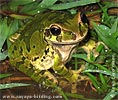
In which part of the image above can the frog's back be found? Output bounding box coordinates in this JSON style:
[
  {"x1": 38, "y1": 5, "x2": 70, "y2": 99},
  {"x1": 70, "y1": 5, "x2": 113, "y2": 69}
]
[
  {"x1": 8, "y1": 12, "x2": 70, "y2": 66},
  {"x1": 8, "y1": 13, "x2": 53, "y2": 67}
]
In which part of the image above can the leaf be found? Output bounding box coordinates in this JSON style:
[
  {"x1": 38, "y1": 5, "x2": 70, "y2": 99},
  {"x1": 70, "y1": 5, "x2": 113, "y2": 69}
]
[
  {"x1": 86, "y1": 73, "x2": 103, "y2": 93},
  {"x1": 103, "y1": 91, "x2": 118, "y2": 100},
  {"x1": 93, "y1": 22, "x2": 118, "y2": 53},
  {"x1": 20, "y1": 0, "x2": 57, "y2": 15},
  {"x1": 110, "y1": 18, "x2": 118, "y2": 35},
  {"x1": 0, "y1": 17, "x2": 20, "y2": 60},
  {"x1": 49, "y1": 0, "x2": 100, "y2": 10},
  {"x1": 0, "y1": 83, "x2": 30, "y2": 90},
  {"x1": 83, "y1": 69, "x2": 118, "y2": 79},
  {"x1": 9, "y1": 0, "x2": 35, "y2": 6},
  {"x1": 46, "y1": 80, "x2": 68, "y2": 100},
  {"x1": 9, "y1": 14, "x2": 33, "y2": 19},
  {"x1": 38, "y1": 0, "x2": 57, "y2": 7},
  {"x1": 7, "y1": 19, "x2": 19, "y2": 37},
  {"x1": 0, "y1": 73, "x2": 12, "y2": 79},
  {"x1": 20, "y1": 2, "x2": 39, "y2": 14},
  {"x1": 0, "y1": 18, "x2": 9, "y2": 51},
  {"x1": 72, "y1": 54, "x2": 92, "y2": 62},
  {"x1": 99, "y1": 73, "x2": 107, "y2": 89},
  {"x1": 0, "y1": 51, "x2": 8, "y2": 61}
]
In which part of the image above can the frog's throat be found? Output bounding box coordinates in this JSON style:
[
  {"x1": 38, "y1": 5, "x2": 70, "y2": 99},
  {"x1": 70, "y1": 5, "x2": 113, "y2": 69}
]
[{"x1": 53, "y1": 44, "x2": 77, "y2": 63}]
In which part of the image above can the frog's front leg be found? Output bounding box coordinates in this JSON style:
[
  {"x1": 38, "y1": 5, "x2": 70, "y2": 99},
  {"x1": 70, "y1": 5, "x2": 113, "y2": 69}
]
[
  {"x1": 53, "y1": 60, "x2": 79, "y2": 93},
  {"x1": 30, "y1": 70, "x2": 58, "y2": 87},
  {"x1": 74, "y1": 65, "x2": 90, "y2": 82},
  {"x1": 53, "y1": 54, "x2": 90, "y2": 93},
  {"x1": 53, "y1": 54, "x2": 78, "y2": 83},
  {"x1": 17, "y1": 63, "x2": 58, "y2": 87}
]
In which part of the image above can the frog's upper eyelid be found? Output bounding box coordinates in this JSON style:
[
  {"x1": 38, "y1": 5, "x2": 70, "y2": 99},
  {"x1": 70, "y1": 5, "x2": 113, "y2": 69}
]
[{"x1": 49, "y1": 24, "x2": 62, "y2": 29}]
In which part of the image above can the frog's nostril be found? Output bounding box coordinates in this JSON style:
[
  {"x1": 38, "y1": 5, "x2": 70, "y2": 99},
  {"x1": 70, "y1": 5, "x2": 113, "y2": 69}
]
[{"x1": 44, "y1": 29, "x2": 50, "y2": 37}]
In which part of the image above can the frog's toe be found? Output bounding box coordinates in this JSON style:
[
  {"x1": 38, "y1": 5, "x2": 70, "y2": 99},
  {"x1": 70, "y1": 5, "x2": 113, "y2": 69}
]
[
  {"x1": 44, "y1": 71, "x2": 58, "y2": 84},
  {"x1": 77, "y1": 75, "x2": 90, "y2": 82},
  {"x1": 47, "y1": 76, "x2": 58, "y2": 84}
]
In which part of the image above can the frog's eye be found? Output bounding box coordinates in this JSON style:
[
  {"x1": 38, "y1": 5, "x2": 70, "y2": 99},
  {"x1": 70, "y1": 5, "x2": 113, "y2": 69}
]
[
  {"x1": 80, "y1": 12, "x2": 88, "y2": 24},
  {"x1": 50, "y1": 25, "x2": 61, "y2": 36}
]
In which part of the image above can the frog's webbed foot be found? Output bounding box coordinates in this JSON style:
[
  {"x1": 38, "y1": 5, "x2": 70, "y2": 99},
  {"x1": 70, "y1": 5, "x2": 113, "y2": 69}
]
[
  {"x1": 70, "y1": 65, "x2": 90, "y2": 93},
  {"x1": 84, "y1": 80, "x2": 97, "y2": 92},
  {"x1": 43, "y1": 71, "x2": 58, "y2": 86},
  {"x1": 72, "y1": 65, "x2": 97, "y2": 92},
  {"x1": 72, "y1": 65, "x2": 90, "y2": 82}
]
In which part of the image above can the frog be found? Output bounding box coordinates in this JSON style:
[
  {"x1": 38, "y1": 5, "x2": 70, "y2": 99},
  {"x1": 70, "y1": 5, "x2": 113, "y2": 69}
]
[{"x1": 8, "y1": 11, "x2": 88, "y2": 88}]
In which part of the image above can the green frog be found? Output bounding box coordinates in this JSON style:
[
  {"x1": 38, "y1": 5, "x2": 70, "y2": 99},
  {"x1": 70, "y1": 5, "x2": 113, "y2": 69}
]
[{"x1": 8, "y1": 11, "x2": 88, "y2": 87}]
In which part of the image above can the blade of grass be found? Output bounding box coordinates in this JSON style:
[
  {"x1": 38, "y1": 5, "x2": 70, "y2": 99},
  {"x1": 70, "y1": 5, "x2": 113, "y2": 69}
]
[
  {"x1": 103, "y1": 91, "x2": 118, "y2": 100},
  {"x1": 99, "y1": 73, "x2": 108, "y2": 90},
  {"x1": 46, "y1": 80, "x2": 69, "y2": 100},
  {"x1": 0, "y1": 18, "x2": 9, "y2": 51},
  {"x1": 65, "y1": 92, "x2": 92, "y2": 100},
  {"x1": 20, "y1": 0, "x2": 57, "y2": 14},
  {"x1": 83, "y1": 69, "x2": 118, "y2": 79},
  {"x1": 110, "y1": 18, "x2": 118, "y2": 35},
  {"x1": 86, "y1": 73, "x2": 103, "y2": 93},
  {"x1": 73, "y1": 53, "x2": 111, "y2": 72},
  {"x1": 49, "y1": 0, "x2": 100, "y2": 10},
  {"x1": 20, "y1": 2, "x2": 39, "y2": 14},
  {"x1": 0, "y1": 51, "x2": 8, "y2": 60},
  {"x1": 0, "y1": 83, "x2": 30, "y2": 90},
  {"x1": 37, "y1": 0, "x2": 57, "y2": 7},
  {"x1": 93, "y1": 22, "x2": 118, "y2": 53},
  {"x1": 8, "y1": 0, "x2": 35, "y2": 6},
  {"x1": 0, "y1": 73, "x2": 12, "y2": 79}
]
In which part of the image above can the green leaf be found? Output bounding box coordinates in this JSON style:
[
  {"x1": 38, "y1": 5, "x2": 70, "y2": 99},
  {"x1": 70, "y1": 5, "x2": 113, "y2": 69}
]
[
  {"x1": 65, "y1": 92, "x2": 91, "y2": 100},
  {"x1": 49, "y1": 0, "x2": 100, "y2": 10},
  {"x1": 93, "y1": 22, "x2": 118, "y2": 53},
  {"x1": 103, "y1": 91, "x2": 118, "y2": 100},
  {"x1": 72, "y1": 54, "x2": 92, "y2": 63},
  {"x1": 20, "y1": 0, "x2": 57, "y2": 15},
  {"x1": 20, "y1": 2, "x2": 39, "y2": 14},
  {"x1": 0, "y1": 51, "x2": 8, "y2": 60},
  {"x1": 0, "y1": 18, "x2": 7, "y2": 50},
  {"x1": 95, "y1": 43, "x2": 104, "y2": 52},
  {"x1": 0, "y1": 73, "x2": 12, "y2": 79},
  {"x1": 0, "y1": 83, "x2": 30, "y2": 89},
  {"x1": 99, "y1": 73, "x2": 107, "y2": 90},
  {"x1": 103, "y1": 1, "x2": 118, "y2": 8},
  {"x1": 46, "y1": 80, "x2": 68, "y2": 100},
  {"x1": 83, "y1": 69, "x2": 118, "y2": 79},
  {"x1": 10, "y1": 14, "x2": 33, "y2": 19},
  {"x1": 8, "y1": 19, "x2": 19, "y2": 37},
  {"x1": 9, "y1": 0, "x2": 35, "y2": 6},
  {"x1": 110, "y1": 18, "x2": 118, "y2": 35},
  {"x1": 38, "y1": 0, "x2": 57, "y2": 7},
  {"x1": 0, "y1": 17, "x2": 20, "y2": 60},
  {"x1": 86, "y1": 73, "x2": 103, "y2": 93}
]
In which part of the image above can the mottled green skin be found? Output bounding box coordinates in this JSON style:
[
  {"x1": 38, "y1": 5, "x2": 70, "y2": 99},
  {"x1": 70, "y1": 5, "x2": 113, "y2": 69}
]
[{"x1": 8, "y1": 12, "x2": 88, "y2": 86}]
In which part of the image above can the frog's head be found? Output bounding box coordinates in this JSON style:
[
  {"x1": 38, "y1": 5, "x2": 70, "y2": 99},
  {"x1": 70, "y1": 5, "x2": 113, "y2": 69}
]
[
  {"x1": 43, "y1": 12, "x2": 88, "y2": 63},
  {"x1": 44, "y1": 12, "x2": 88, "y2": 45}
]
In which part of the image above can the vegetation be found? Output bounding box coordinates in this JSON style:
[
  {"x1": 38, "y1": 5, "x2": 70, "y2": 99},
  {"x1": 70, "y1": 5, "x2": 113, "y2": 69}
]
[{"x1": 0, "y1": 0, "x2": 118, "y2": 100}]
